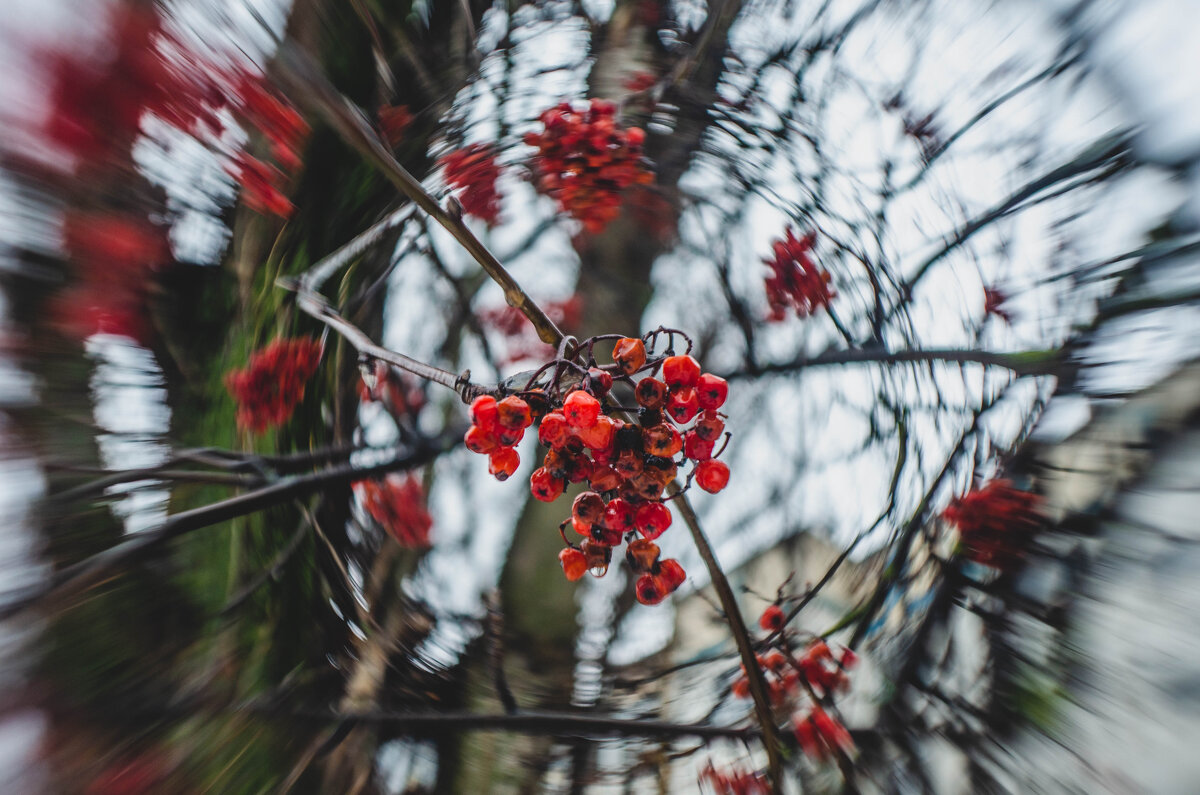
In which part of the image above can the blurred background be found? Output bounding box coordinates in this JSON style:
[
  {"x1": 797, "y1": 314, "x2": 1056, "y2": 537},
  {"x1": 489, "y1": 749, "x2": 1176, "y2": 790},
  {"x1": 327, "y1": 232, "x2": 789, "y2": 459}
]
[{"x1": 1, "y1": 0, "x2": 1199, "y2": 792}]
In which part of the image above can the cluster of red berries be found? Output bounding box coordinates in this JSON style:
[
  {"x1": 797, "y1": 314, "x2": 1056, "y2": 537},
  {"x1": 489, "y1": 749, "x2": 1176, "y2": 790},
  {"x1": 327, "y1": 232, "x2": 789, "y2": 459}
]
[
  {"x1": 942, "y1": 479, "x2": 1042, "y2": 570},
  {"x1": 698, "y1": 761, "x2": 768, "y2": 795},
  {"x1": 524, "y1": 99, "x2": 654, "y2": 234},
  {"x1": 731, "y1": 603, "x2": 858, "y2": 762},
  {"x1": 225, "y1": 337, "x2": 323, "y2": 433},
  {"x1": 463, "y1": 332, "x2": 732, "y2": 604},
  {"x1": 763, "y1": 228, "x2": 834, "y2": 321},
  {"x1": 225, "y1": 69, "x2": 309, "y2": 219},
  {"x1": 478, "y1": 295, "x2": 583, "y2": 367},
  {"x1": 52, "y1": 210, "x2": 167, "y2": 341},
  {"x1": 354, "y1": 474, "x2": 433, "y2": 549},
  {"x1": 441, "y1": 144, "x2": 503, "y2": 226}
]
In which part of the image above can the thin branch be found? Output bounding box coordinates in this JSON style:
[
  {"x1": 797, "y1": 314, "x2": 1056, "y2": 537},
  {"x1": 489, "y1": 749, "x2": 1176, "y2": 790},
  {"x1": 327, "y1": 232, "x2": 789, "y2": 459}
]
[
  {"x1": 274, "y1": 46, "x2": 565, "y2": 346},
  {"x1": 725, "y1": 347, "x2": 1062, "y2": 380},
  {"x1": 3, "y1": 436, "x2": 457, "y2": 620}
]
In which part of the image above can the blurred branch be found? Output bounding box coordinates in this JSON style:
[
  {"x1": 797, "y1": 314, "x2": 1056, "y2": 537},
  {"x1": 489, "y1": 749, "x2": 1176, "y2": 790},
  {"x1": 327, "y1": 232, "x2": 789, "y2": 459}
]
[{"x1": 725, "y1": 347, "x2": 1062, "y2": 379}]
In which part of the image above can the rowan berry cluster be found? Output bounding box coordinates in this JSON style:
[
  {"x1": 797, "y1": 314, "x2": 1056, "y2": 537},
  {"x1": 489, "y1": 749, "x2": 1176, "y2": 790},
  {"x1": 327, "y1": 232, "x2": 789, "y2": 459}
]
[
  {"x1": 763, "y1": 228, "x2": 834, "y2": 321},
  {"x1": 731, "y1": 602, "x2": 857, "y2": 763},
  {"x1": 225, "y1": 337, "x2": 323, "y2": 433},
  {"x1": 226, "y1": 68, "x2": 309, "y2": 218},
  {"x1": 462, "y1": 330, "x2": 732, "y2": 604},
  {"x1": 699, "y1": 761, "x2": 768, "y2": 794},
  {"x1": 441, "y1": 144, "x2": 503, "y2": 226},
  {"x1": 354, "y1": 474, "x2": 433, "y2": 549},
  {"x1": 942, "y1": 479, "x2": 1042, "y2": 570},
  {"x1": 524, "y1": 99, "x2": 654, "y2": 234}
]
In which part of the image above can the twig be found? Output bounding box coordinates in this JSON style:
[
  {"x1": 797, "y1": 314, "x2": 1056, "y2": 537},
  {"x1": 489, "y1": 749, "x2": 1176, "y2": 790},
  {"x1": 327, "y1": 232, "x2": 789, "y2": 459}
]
[{"x1": 724, "y1": 347, "x2": 1061, "y2": 380}]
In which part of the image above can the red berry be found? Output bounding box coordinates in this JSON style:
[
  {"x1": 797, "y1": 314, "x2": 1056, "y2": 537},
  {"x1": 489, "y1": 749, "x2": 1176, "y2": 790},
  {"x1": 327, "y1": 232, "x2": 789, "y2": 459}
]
[
  {"x1": 840, "y1": 648, "x2": 858, "y2": 669},
  {"x1": 661, "y1": 355, "x2": 700, "y2": 389},
  {"x1": 764, "y1": 650, "x2": 788, "y2": 672},
  {"x1": 603, "y1": 497, "x2": 637, "y2": 533},
  {"x1": 732, "y1": 677, "x2": 750, "y2": 699},
  {"x1": 694, "y1": 410, "x2": 725, "y2": 442},
  {"x1": 666, "y1": 387, "x2": 700, "y2": 424},
  {"x1": 530, "y1": 467, "x2": 565, "y2": 502},
  {"x1": 588, "y1": 463, "x2": 623, "y2": 492},
  {"x1": 563, "y1": 390, "x2": 601, "y2": 428},
  {"x1": 576, "y1": 414, "x2": 616, "y2": 451},
  {"x1": 497, "y1": 396, "x2": 532, "y2": 429},
  {"x1": 580, "y1": 538, "x2": 612, "y2": 574},
  {"x1": 584, "y1": 367, "x2": 613, "y2": 396},
  {"x1": 635, "y1": 574, "x2": 665, "y2": 605},
  {"x1": 760, "y1": 604, "x2": 785, "y2": 632},
  {"x1": 635, "y1": 502, "x2": 672, "y2": 540},
  {"x1": 643, "y1": 423, "x2": 683, "y2": 457},
  {"x1": 696, "y1": 373, "x2": 728, "y2": 410},
  {"x1": 496, "y1": 424, "x2": 525, "y2": 447},
  {"x1": 538, "y1": 411, "x2": 570, "y2": 448},
  {"x1": 488, "y1": 446, "x2": 520, "y2": 480},
  {"x1": 625, "y1": 538, "x2": 660, "y2": 571},
  {"x1": 656, "y1": 558, "x2": 686, "y2": 591},
  {"x1": 684, "y1": 431, "x2": 715, "y2": 461},
  {"x1": 464, "y1": 425, "x2": 498, "y2": 454},
  {"x1": 589, "y1": 524, "x2": 623, "y2": 546},
  {"x1": 470, "y1": 395, "x2": 499, "y2": 431},
  {"x1": 572, "y1": 491, "x2": 606, "y2": 526},
  {"x1": 612, "y1": 337, "x2": 647, "y2": 374},
  {"x1": 559, "y1": 547, "x2": 587, "y2": 581},
  {"x1": 695, "y1": 459, "x2": 730, "y2": 493},
  {"x1": 634, "y1": 377, "x2": 667, "y2": 409}
]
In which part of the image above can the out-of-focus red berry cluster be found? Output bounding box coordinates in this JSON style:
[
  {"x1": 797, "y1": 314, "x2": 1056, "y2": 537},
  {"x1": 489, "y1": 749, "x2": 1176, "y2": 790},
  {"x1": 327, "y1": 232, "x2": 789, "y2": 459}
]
[
  {"x1": 225, "y1": 69, "x2": 309, "y2": 219},
  {"x1": 441, "y1": 144, "x2": 503, "y2": 226},
  {"x1": 478, "y1": 295, "x2": 583, "y2": 367},
  {"x1": 763, "y1": 228, "x2": 834, "y2": 321},
  {"x1": 699, "y1": 761, "x2": 769, "y2": 794},
  {"x1": 224, "y1": 337, "x2": 323, "y2": 433},
  {"x1": 378, "y1": 103, "x2": 414, "y2": 147},
  {"x1": 463, "y1": 332, "x2": 732, "y2": 605},
  {"x1": 942, "y1": 479, "x2": 1042, "y2": 570},
  {"x1": 524, "y1": 99, "x2": 653, "y2": 234},
  {"x1": 731, "y1": 603, "x2": 858, "y2": 764},
  {"x1": 354, "y1": 474, "x2": 433, "y2": 549}
]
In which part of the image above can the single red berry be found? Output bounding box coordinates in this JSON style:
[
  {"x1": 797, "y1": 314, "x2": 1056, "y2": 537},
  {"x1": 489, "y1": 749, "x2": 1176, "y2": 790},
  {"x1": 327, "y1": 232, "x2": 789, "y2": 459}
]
[
  {"x1": 656, "y1": 558, "x2": 686, "y2": 591},
  {"x1": 634, "y1": 377, "x2": 668, "y2": 409},
  {"x1": 590, "y1": 524, "x2": 623, "y2": 546},
  {"x1": 563, "y1": 390, "x2": 601, "y2": 428},
  {"x1": 695, "y1": 373, "x2": 728, "y2": 410},
  {"x1": 666, "y1": 387, "x2": 700, "y2": 424},
  {"x1": 530, "y1": 467, "x2": 565, "y2": 502},
  {"x1": 764, "y1": 650, "x2": 788, "y2": 672},
  {"x1": 497, "y1": 396, "x2": 533, "y2": 429},
  {"x1": 625, "y1": 538, "x2": 661, "y2": 571},
  {"x1": 613, "y1": 449, "x2": 644, "y2": 478},
  {"x1": 559, "y1": 547, "x2": 587, "y2": 581},
  {"x1": 538, "y1": 411, "x2": 570, "y2": 448},
  {"x1": 603, "y1": 498, "x2": 637, "y2": 533},
  {"x1": 562, "y1": 450, "x2": 592, "y2": 483},
  {"x1": 643, "y1": 423, "x2": 683, "y2": 457},
  {"x1": 695, "y1": 459, "x2": 730, "y2": 493},
  {"x1": 496, "y1": 424, "x2": 525, "y2": 447},
  {"x1": 471, "y1": 395, "x2": 500, "y2": 431},
  {"x1": 684, "y1": 431, "x2": 715, "y2": 461},
  {"x1": 580, "y1": 538, "x2": 612, "y2": 574},
  {"x1": 661, "y1": 355, "x2": 701, "y2": 389},
  {"x1": 694, "y1": 410, "x2": 725, "y2": 442},
  {"x1": 612, "y1": 337, "x2": 647, "y2": 374},
  {"x1": 760, "y1": 604, "x2": 785, "y2": 632},
  {"x1": 464, "y1": 425, "x2": 498, "y2": 454},
  {"x1": 488, "y1": 446, "x2": 520, "y2": 480},
  {"x1": 840, "y1": 648, "x2": 858, "y2": 669},
  {"x1": 635, "y1": 501, "x2": 672, "y2": 540},
  {"x1": 572, "y1": 491, "x2": 606, "y2": 526},
  {"x1": 584, "y1": 367, "x2": 613, "y2": 396},
  {"x1": 577, "y1": 414, "x2": 616, "y2": 451},
  {"x1": 635, "y1": 573, "x2": 665, "y2": 605},
  {"x1": 588, "y1": 463, "x2": 624, "y2": 492},
  {"x1": 732, "y1": 677, "x2": 750, "y2": 699}
]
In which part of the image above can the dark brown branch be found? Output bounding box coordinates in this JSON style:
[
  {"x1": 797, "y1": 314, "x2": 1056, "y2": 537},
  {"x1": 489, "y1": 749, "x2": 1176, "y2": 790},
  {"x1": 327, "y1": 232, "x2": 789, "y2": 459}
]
[
  {"x1": 2, "y1": 435, "x2": 458, "y2": 620},
  {"x1": 725, "y1": 347, "x2": 1062, "y2": 380}
]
